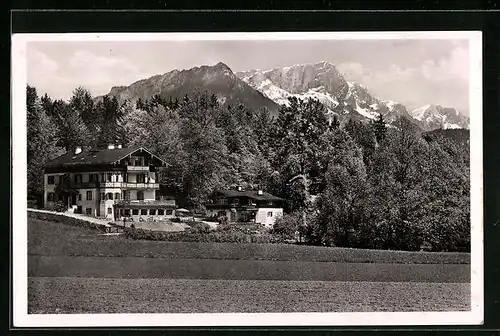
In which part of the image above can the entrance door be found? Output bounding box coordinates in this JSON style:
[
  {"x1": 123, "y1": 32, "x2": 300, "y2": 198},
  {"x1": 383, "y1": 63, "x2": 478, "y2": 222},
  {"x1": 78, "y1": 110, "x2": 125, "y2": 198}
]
[{"x1": 71, "y1": 194, "x2": 77, "y2": 206}]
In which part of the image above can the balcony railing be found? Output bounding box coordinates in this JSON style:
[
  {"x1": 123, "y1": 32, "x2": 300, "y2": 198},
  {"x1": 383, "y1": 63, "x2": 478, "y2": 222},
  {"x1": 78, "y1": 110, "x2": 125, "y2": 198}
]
[
  {"x1": 114, "y1": 199, "x2": 176, "y2": 206},
  {"x1": 127, "y1": 165, "x2": 150, "y2": 171},
  {"x1": 100, "y1": 182, "x2": 159, "y2": 189},
  {"x1": 206, "y1": 203, "x2": 258, "y2": 210},
  {"x1": 68, "y1": 181, "x2": 100, "y2": 189}
]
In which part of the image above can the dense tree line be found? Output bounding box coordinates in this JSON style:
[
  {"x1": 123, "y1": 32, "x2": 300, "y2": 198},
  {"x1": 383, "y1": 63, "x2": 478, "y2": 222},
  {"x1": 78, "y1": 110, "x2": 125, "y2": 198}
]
[{"x1": 27, "y1": 85, "x2": 470, "y2": 252}]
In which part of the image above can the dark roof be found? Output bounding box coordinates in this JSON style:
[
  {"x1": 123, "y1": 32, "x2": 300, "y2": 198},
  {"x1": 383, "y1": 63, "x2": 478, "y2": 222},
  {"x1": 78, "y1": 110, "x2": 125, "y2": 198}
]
[
  {"x1": 44, "y1": 146, "x2": 166, "y2": 169},
  {"x1": 212, "y1": 190, "x2": 284, "y2": 201}
]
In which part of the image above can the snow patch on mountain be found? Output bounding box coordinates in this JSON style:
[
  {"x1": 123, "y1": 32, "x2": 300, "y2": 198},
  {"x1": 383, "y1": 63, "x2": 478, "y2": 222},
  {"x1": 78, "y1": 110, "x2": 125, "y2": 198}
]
[
  {"x1": 409, "y1": 104, "x2": 469, "y2": 130},
  {"x1": 355, "y1": 102, "x2": 377, "y2": 120},
  {"x1": 236, "y1": 62, "x2": 467, "y2": 130},
  {"x1": 410, "y1": 104, "x2": 432, "y2": 121}
]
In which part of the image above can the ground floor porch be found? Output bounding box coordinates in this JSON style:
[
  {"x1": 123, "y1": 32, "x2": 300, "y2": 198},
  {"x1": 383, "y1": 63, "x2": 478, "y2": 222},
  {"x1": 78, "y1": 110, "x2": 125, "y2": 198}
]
[{"x1": 113, "y1": 203, "x2": 177, "y2": 222}]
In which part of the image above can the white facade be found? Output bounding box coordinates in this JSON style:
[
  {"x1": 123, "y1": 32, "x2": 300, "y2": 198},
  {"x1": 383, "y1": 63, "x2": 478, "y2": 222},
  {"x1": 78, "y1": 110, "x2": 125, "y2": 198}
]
[
  {"x1": 256, "y1": 208, "x2": 283, "y2": 227},
  {"x1": 43, "y1": 147, "x2": 176, "y2": 222},
  {"x1": 44, "y1": 170, "x2": 163, "y2": 220},
  {"x1": 206, "y1": 207, "x2": 283, "y2": 227}
]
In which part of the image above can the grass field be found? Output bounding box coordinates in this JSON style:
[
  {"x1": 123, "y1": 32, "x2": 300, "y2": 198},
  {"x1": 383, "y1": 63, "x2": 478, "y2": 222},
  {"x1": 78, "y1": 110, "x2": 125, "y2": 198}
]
[
  {"x1": 28, "y1": 278, "x2": 470, "y2": 314},
  {"x1": 29, "y1": 255, "x2": 469, "y2": 282},
  {"x1": 29, "y1": 218, "x2": 471, "y2": 264},
  {"x1": 27, "y1": 217, "x2": 471, "y2": 314}
]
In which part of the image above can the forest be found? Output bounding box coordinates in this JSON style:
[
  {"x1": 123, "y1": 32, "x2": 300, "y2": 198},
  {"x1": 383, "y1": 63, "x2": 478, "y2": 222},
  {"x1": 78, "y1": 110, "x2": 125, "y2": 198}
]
[{"x1": 27, "y1": 85, "x2": 471, "y2": 252}]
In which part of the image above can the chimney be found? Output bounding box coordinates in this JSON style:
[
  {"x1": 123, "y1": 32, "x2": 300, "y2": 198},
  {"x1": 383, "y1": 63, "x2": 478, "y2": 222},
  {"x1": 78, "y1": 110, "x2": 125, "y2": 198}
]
[
  {"x1": 258, "y1": 190, "x2": 263, "y2": 195},
  {"x1": 108, "y1": 144, "x2": 115, "y2": 150},
  {"x1": 74, "y1": 146, "x2": 82, "y2": 155},
  {"x1": 117, "y1": 144, "x2": 122, "y2": 149}
]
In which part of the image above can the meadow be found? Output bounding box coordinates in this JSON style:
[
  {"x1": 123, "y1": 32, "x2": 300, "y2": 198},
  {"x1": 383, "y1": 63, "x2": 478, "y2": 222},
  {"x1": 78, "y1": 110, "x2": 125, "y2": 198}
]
[{"x1": 27, "y1": 218, "x2": 471, "y2": 314}]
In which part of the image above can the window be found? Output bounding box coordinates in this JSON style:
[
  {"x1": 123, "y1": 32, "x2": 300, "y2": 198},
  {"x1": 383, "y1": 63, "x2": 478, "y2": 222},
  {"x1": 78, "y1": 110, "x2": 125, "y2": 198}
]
[
  {"x1": 107, "y1": 173, "x2": 112, "y2": 182},
  {"x1": 132, "y1": 156, "x2": 144, "y2": 166},
  {"x1": 150, "y1": 209, "x2": 156, "y2": 215},
  {"x1": 137, "y1": 174, "x2": 146, "y2": 183},
  {"x1": 86, "y1": 207, "x2": 92, "y2": 215},
  {"x1": 100, "y1": 173, "x2": 105, "y2": 182},
  {"x1": 137, "y1": 191, "x2": 144, "y2": 201},
  {"x1": 89, "y1": 174, "x2": 96, "y2": 182},
  {"x1": 123, "y1": 190, "x2": 130, "y2": 201},
  {"x1": 47, "y1": 176, "x2": 55, "y2": 185},
  {"x1": 78, "y1": 194, "x2": 82, "y2": 201},
  {"x1": 107, "y1": 207, "x2": 113, "y2": 214},
  {"x1": 132, "y1": 209, "x2": 139, "y2": 215},
  {"x1": 267, "y1": 211, "x2": 273, "y2": 217},
  {"x1": 232, "y1": 198, "x2": 240, "y2": 205},
  {"x1": 141, "y1": 209, "x2": 148, "y2": 215},
  {"x1": 115, "y1": 193, "x2": 120, "y2": 200},
  {"x1": 47, "y1": 192, "x2": 55, "y2": 202},
  {"x1": 100, "y1": 193, "x2": 105, "y2": 201},
  {"x1": 75, "y1": 174, "x2": 82, "y2": 184},
  {"x1": 155, "y1": 190, "x2": 160, "y2": 201},
  {"x1": 86, "y1": 191, "x2": 92, "y2": 201},
  {"x1": 158, "y1": 209, "x2": 165, "y2": 215},
  {"x1": 106, "y1": 193, "x2": 113, "y2": 200},
  {"x1": 124, "y1": 209, "x2": 130, "y2": 216}
]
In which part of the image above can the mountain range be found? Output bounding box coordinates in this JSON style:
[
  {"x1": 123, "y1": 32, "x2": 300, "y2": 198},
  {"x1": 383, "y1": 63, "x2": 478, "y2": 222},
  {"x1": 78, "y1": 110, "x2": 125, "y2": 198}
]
[
  {"x1": 103, "y1": 61, "x2": 469, "y2": 131},
  {"x1": 105, "y1": 62, "x2": 279, "y2": 113}
]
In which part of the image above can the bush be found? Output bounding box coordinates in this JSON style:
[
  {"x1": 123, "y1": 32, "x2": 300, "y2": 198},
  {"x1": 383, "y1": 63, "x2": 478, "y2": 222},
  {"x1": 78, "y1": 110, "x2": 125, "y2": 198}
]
[
  {"x1": 27, "y1": 199, "x2": 39, "y2": 209},
  {"x1": 272, "y1": 212, "x2": 304, "y2": 240},
  {"x1": 185, "y1": 220, "x2": 211, "y2": 234},
  {"x1": 44, "y1": 200, "x2": 67, "y2": 213},
  {"x1": 217, "y1": 222, "x2": 266, "y2": 235},
  {"x1": 123, "y1": 226, "x2": 276, "y2": 244}
]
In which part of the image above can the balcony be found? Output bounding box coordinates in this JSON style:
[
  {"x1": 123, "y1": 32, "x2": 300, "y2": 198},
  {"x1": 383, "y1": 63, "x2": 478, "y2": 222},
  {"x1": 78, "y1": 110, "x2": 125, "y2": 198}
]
[
  {"x1": 100, "y1": 182, "x2": 160, "y2": 189},
  {"x1": 126, "y1": 165, "x2": 150, "y2": 172},
  {"x1": 68, "y1": 181, "x2": 100, "y2": 189},
  {"x1": 206, "y1": 203, "x2": 258, "y2": 210},
  {"x1": 114, "y1": 199, "x2": 176, "y2": 207}
]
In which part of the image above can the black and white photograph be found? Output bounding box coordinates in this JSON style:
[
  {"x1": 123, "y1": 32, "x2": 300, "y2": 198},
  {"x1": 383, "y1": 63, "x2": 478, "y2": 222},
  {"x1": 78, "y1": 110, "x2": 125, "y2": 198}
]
[{"x1": 12, "y1": 32, "x2": 483, "y2": 327}]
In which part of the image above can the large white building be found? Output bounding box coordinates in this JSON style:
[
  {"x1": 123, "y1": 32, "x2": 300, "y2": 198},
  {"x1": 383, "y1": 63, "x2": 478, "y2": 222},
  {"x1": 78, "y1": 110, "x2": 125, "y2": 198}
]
[{"x1": 43, "y1": 144, "x2": 176, "y2": 221}]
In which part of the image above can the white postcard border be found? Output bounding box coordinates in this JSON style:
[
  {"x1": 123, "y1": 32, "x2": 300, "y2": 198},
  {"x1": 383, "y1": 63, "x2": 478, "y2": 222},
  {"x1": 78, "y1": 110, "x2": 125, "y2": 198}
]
[{"x1": 12, "y1": 31, "x2": 483, "y2": 327}]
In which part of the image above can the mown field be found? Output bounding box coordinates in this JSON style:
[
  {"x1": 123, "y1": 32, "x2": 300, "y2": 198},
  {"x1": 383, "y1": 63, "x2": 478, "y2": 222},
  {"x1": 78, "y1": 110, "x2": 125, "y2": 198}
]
[
  {"x1": 29, "y1": 278, "x2": 470, "y2": 314},
  {"x1": 27, "y1": 218, "x2": 471, "y2": 313},
  {"x1": 29, "y1": 218, "x2": 471, "y2": 264}
]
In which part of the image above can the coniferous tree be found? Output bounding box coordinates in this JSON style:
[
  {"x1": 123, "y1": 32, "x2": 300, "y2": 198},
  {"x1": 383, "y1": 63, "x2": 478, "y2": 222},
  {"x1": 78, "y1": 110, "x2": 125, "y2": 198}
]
[
  {"x1": 372, "y1": 113, "x2": 387, "y2": 143},
  {"x1": 26, "y1": 85, "x2": 65, "y2": 205},
  {"x1": 95, "y1": 95, "x2": 125, "y2": 147},
  {"x1": 69, "y1": 87, "x2": 100, "y2": 148},
  {"x1": 52, "y1": 99, "x2": 92, "y2": 151}
]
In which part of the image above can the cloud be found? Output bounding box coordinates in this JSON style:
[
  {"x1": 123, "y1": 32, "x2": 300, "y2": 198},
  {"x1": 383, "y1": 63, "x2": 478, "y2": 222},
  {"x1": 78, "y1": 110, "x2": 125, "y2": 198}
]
[
  {"x1": 67, "y1": 50, "x2": 142, "y2": 94},
  {"x1": 337, "y1": 62, "x2": 365, "y2": 77},
  {"x1": 421, "y1": 46, "x2": 469, "y2": 82},
  {"x1": 27, "y1": 48, "x2": 63, "y2": 93}
]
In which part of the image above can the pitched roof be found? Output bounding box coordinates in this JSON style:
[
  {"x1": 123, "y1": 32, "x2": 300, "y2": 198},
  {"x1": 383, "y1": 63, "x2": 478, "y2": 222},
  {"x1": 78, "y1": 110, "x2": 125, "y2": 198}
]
[
  {"x1": 213, "y1": 190, "x2": 284, "y2": 201},
  {"x1": 44, "y1": 146, "x2": 166, "y2": 169}
]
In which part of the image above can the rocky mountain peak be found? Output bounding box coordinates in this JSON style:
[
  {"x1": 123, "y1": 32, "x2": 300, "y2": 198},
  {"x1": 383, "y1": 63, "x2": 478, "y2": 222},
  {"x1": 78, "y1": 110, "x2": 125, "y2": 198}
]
[{"x1": 409, "y1": 104, "x2": 469, "y2": 130}]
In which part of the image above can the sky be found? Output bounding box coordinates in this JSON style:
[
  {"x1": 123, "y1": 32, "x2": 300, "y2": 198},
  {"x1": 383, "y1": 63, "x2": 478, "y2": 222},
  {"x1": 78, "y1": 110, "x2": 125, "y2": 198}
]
[{"x1": 27, "y1": 38, "x2": 470, "y2": 115}]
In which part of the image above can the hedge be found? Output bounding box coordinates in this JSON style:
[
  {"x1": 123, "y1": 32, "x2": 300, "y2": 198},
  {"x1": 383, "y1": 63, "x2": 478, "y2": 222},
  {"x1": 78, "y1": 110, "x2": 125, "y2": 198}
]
[
  {"x1": 124, "y1": 227, "x2": 287, "y2": 244},
  {"x1": 28, "y1": 211, "x2": 111, "y2": 233}
]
